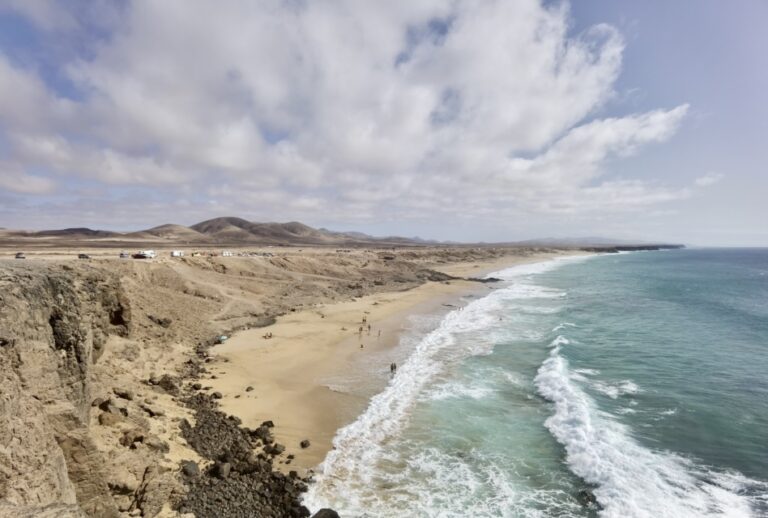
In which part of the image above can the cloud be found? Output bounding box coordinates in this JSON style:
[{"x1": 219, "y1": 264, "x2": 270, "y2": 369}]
[
  {"x1": 0, "y1": 0, "x2": 690, "y2": 228},
  {"x1": 695, "y1": 172, "x2": 724, "y2": 187},
  {"x1": 0, "y1": 162, "x2": 54, "y2": 194}
]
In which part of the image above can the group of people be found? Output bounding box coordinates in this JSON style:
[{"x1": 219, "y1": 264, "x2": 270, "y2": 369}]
[{"x1": 356, "y1": 314, "x2": 396, "y2": 375}]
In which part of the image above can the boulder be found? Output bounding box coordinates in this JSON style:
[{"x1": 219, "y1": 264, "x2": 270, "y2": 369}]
[
  {"x1": 300, "y1": 439, "x2": 310, "y2": 449},
  {"x1": 180, "y1": 461, "x2": 199, "y2": 478},
  {"x1": 139, "y1": 402, "x2": 165, "y2": 417},
  {"x1": 211, "y1": 391, "x2": 223, "y2": 399},
  {"x1": 212, "y1": 462, "x2": 231, "y2": 479},
  {"x1": 98, "y1": 412, "x2": 123, "y2": 427},
  {"x1": 311, "y1": 510, "x2": 340, "y2": 518},
  {"x1": 156, "y1": 374, "x2": 179, "y2": 395},
  {"x1": 119, "y1": 429, "x2": 145, "y2": 448}
]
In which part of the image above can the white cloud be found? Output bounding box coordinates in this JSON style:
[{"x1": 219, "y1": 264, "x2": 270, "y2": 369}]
[
  {"x1": 695, "y1": 172, "x2": 724, "y2": 187},
  {"x1": 0, "y1": 0, "x2": 692, "y2": 226},
  {"x1": 0, "y1": 162, "x2": 54, "y2": 194}
]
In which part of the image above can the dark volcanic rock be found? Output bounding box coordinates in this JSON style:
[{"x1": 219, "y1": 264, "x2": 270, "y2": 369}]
[
  {"x1": 177, "y1": 393, "x2": 316, "y2": 518},
  {"x1": 300, "y1": 439, "x2": 310, "y2": 449},
  {"x1": 576, "y1": 489, "x2": 601, "y2": 510},
  {"x1": 311, "y1": 510, "x2": 340, "y2": 518},
  {"x1": 180, "y1": 460, "x2": 200, "y2": 478},
  {"x1": 155, "y1": 374, "x2": 180, "y2": 395}
]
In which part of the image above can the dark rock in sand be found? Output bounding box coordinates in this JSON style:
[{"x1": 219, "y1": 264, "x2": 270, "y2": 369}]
[
  {"x1": 265, "y1": 443, "x2": 285, "y2": 456},
  {"x1": 300, "y1": 439, "x2": 310, "y2": 449},
  {"x1": 261, "y1": 420, "x2": 274, "y2": 428},
  {"x1": 177, "y1": 393, "x2": 318, "y2": 517},
  {"x1": 213, "y1": 461, "x2": 232, "y2": 479},
  {"x1": 245, "y1": 386, "x2": 254, "y2": 392},
  {"x1": 192, "y1": 382, "x2": 202, "y2": 390},
  {"x1": 212, "y1": 391, "x2": 223, "y2": 399},
  {"x1": 467, "y1": 276, "x2": 502, "y2": 283},
  {"x1": 156, "y1": 374, "x2": 180, "y2": 394},
  {"x1": 181, "y1": 460, "x2": 199, "y2": 478},
  {"x1": 312, "y1": 510, "x2": 341, "y2": 518}
]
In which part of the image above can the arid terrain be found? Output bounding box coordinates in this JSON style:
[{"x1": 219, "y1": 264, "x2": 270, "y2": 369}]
[{"x1": 0, "y1": 242, "x2": 580, "y2": 517}]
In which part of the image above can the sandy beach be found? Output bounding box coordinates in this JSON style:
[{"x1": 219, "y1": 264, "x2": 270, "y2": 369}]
[{"x1": 204, "y1": 251, "x2": 580, "y2": 471}]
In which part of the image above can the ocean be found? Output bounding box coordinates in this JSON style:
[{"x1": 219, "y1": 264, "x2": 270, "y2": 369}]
[{"x1": 304, "y1": 249, "x2": 768, "y2": 517}]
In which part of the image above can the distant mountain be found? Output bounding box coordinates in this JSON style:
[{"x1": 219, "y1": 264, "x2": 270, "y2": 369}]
[
  {"x1": 12, "y1": 227, "x2": 121, "y2": 239},
  {"x1": 0, "y1": 218, "x2": 684, "y2": 250},
  {"x1": 128, "y1": 224, "x2": 209, "y2": 242}
]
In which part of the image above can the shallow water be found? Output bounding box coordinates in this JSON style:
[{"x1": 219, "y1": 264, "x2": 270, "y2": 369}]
[{"x1": 305, "y1": 250, "x2": 768, "y2": 517}]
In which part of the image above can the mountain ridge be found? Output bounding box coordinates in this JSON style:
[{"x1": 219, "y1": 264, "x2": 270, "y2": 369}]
[{"x1": 0, "y1": 217, "x2": 685, "y2": 249}]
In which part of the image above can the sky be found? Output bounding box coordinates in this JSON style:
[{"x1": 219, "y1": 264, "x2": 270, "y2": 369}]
[{"x1": 0, "y1": 1, "x2": 765, "y2": 245}]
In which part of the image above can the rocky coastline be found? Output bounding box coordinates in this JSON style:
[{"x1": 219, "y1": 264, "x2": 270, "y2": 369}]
[{"x1": 0, "y1": 246, "x2": 579, "y2": 516}]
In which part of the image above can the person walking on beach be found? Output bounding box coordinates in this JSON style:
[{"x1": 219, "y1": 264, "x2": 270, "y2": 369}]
[
  {"x1": 378, "y1": 329, "x2": 381, "y2": 339},
  {"x1": 367, "y1": 323, "x2": 371, "y2": 335}
]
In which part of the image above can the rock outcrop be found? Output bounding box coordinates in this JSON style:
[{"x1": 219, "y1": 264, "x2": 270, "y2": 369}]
[{"x1": 0, "y1": 262, "x2": 129, "y2": 516}]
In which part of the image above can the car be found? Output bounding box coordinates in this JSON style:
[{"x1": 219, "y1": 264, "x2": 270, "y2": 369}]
[
  {"x1": 15, "y1": 252, "x2": 26, "y2": 259},
  {"x1": 78, "y1": 253, "x2": 91, "y2": 259}
]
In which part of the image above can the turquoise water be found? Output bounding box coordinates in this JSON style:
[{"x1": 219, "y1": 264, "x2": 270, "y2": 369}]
[{"x1": 305, "y1": 250, "x2": 768, "y2": 517}]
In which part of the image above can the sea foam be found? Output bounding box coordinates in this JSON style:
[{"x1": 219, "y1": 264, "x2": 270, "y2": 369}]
[
  {"x1": 303, "y1": 258, "x2": 576, "y2": 515},
  {"x1": 535, "y1": 337, "x2": 765, "y2": 517}
]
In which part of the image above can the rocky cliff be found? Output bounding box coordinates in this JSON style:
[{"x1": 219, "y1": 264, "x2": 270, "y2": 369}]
[{"x1": 0, "y1": 261, "x2": 131, "y2": 517}]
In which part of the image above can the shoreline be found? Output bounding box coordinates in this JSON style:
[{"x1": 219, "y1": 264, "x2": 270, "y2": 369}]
[{"x1": 204, "y1": 250, "x2": 586, "y2": 472}]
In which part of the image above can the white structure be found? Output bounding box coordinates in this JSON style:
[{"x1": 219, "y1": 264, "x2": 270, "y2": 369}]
[
  {"x1": 139, "y1": 250, "x2": 157, "y2": 259},
  {"x1": 222, "y1": 250, "x2": 234, "y2": 257},
  {"x1": 170, "y1": 250, "x2": 185, "y2": 257}
]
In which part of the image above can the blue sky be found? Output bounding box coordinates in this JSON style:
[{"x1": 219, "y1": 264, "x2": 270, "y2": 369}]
[{"x1": 0, "y1": 1, "x2": 765, "y2": 245}]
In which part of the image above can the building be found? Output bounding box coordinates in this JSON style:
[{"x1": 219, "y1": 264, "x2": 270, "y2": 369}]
[{"x1": 170, "y1": 250, "x2": 185, "y2": 257}]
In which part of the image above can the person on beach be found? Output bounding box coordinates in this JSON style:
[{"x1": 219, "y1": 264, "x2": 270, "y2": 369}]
[
  {"x1": 367, "y1": 324, "x2": 371, "y2": 334},
  {"x1": 359, "y1": 326, "x2": 363, "y2": 335},
  {"x1": 378, "y1": 329, "x2": 382, "y2": 339},
  {"x1": 360, "y1": 343, "x2": 364, "y2": 349}
]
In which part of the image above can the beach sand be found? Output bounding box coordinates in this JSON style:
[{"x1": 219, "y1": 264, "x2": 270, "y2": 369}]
[{"x1": 204, "y1": 251, "x2": 580, "y2": 471}]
